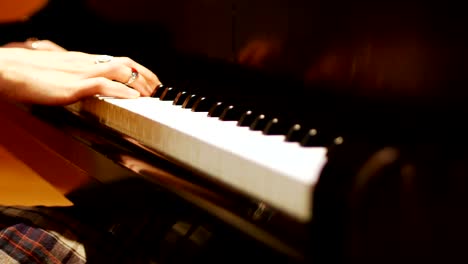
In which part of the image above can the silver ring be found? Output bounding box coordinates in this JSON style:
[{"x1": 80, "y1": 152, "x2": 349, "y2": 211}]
[
  {"x1": 31, "y1": 41, "x2": 40, "y2": 50},
  {"x1": 94, "y1": 55, "x2": 114, "y2": 64},
  {"x1": 125, "y1": 68, "x2": 139, "y2": 85},
  {"x1": 27, "y1": 37, "x2": 40, "y2": 50}
]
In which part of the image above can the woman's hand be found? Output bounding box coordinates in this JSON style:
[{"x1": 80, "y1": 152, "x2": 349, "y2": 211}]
[
  {"x1": 2, "y1": 38, "x2": 68, "y2": 52},
  {"x1": 0, "y1": 46, "x2": 161, "y2": 105}
]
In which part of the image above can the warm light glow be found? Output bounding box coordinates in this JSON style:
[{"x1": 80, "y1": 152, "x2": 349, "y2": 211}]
[{"x1": 0, "y1": 0, "x2": 48, "y2": 23}]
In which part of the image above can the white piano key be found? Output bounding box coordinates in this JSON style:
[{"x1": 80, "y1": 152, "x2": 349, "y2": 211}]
[{"x1": 66, "y1": 96, "x2": 328, "y2": 222}]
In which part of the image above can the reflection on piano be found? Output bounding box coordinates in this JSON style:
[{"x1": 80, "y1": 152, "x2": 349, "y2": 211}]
[{"x1": 2, "y1": 0, "x2": 468, "y2": 263}]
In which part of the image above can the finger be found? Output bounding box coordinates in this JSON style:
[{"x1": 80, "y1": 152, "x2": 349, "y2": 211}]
[
  {"x1": 2, "y1": 42, "x2": 30, "y2": 49},
  {"x1": 89, "y1": 62, "x2": 151, "y2": 96},
  {"x1": 25, "y1": 39, "x2": 68, "y2": 52},
  {"x1": 2, "y1": 39, "x2": 67, "y2": 52},
  {"x1": 77, "y1": 77, "x2": 141, "y2": 99},
  {"x1": 34, "y1": 40, "x2": 68, "y2": 52},
  {"x1": 113, "y1": 56, "x2": 162, "y2": 95}
]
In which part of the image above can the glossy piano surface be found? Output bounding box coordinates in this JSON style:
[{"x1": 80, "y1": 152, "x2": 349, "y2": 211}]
[
  {"x1": 0, "y1": 99, "x2": 313, "y2": 263},
  {"x1": 65, "y1": 95, "x2": 328, "y2": 222}
]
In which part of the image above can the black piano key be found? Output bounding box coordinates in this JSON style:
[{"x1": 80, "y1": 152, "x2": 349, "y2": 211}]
[
  {"x1": 250, "y1": 114, "x2": 268, "y2": 131},
  {"x1": 160, "y1": 86, "x2": 179, "y2": 101},
  {"x1": 300, "y1": 128, "x2": 323, "y2": 147},
  {"x1": 333, "y1": 136, "x2": 344, "y2": 146},
  {"x1": 327, "y1": 136, "x2": 345, "y2": 153},
  {"x1": 151, "y1": 84, "x2": 166, "y2": 98},
  {"x1": 173, "y1": 91, "x2": 189, "y2": 105},
  {"x1": 237, "y1": 110, "x2": 255, "y2": 127},
  {"x1": 263, "y1": 118, "x2": 289, "y2": 135},
  {"x1": 208, "y1": 102, "x2": 225, "y2": 117},
  {"x1": 320, "y1": 136, "x2": 344, "y2": 158},
  {"x1": 285, "y1": 124, "x2": 304, "y2": 142},
  {"x1": 219, "y1": 105, "x2": 242, "y2": 121},
  {"x1": 191, "y1": 97, "x2": 214, "y2": 112},
  {"x1": 182, "y1": 94, "x2": 199, "y2": 109}
]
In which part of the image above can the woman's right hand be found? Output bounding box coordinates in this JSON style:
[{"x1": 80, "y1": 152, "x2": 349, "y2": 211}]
[{"x1": 0, "y1": 47, "x2": 161, "y2": 105}]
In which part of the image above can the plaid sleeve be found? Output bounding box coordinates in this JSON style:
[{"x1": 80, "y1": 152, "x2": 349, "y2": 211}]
[
  {"x1": 0, "y1": 206, "x2": 122, "y2": 264},
  {"x1": 0, "y1": 223, "x2": 86, "y2": 264}
]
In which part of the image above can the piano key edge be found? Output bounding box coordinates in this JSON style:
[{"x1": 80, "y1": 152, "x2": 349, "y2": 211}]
[{"x1": 65, "y1": 97, "x2": 328, "y2": 222}]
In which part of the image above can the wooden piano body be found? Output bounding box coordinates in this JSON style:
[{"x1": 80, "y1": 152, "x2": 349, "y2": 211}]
[{"x1": 2, "y1": 0, "x2": 468, "y2": 263}]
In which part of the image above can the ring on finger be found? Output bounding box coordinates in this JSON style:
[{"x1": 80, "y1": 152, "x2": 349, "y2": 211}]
[
  {"x1": 27, "y1": 37, "x2": 40, "y2": 50},
  {"x1": 95, "y1": 54, "x2": 114, "y2": 64},
  {"x1": 125, "y1": 67, "x2": 139, "y2": 86}
]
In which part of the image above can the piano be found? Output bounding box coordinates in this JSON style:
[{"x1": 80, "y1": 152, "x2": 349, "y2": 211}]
[{"x1": 2, "y1": 0, "x2": 468, "y2": 263}]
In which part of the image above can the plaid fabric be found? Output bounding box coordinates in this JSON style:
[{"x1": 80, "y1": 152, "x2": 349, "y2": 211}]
[
  {"x1": 0, "y1": 223, "x2": 85, "y2": 264},
  {"x1": 0, "y1": 175, "x2": 225, "y2": 264},
  {"x1": 0, "y1": 206, "x2": 139, "y2": 264}
]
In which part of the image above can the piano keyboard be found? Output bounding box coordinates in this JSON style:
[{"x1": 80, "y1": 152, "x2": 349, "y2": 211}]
[{"x1": 65, "y1": 88, "x2": 328, "y2": 222}]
